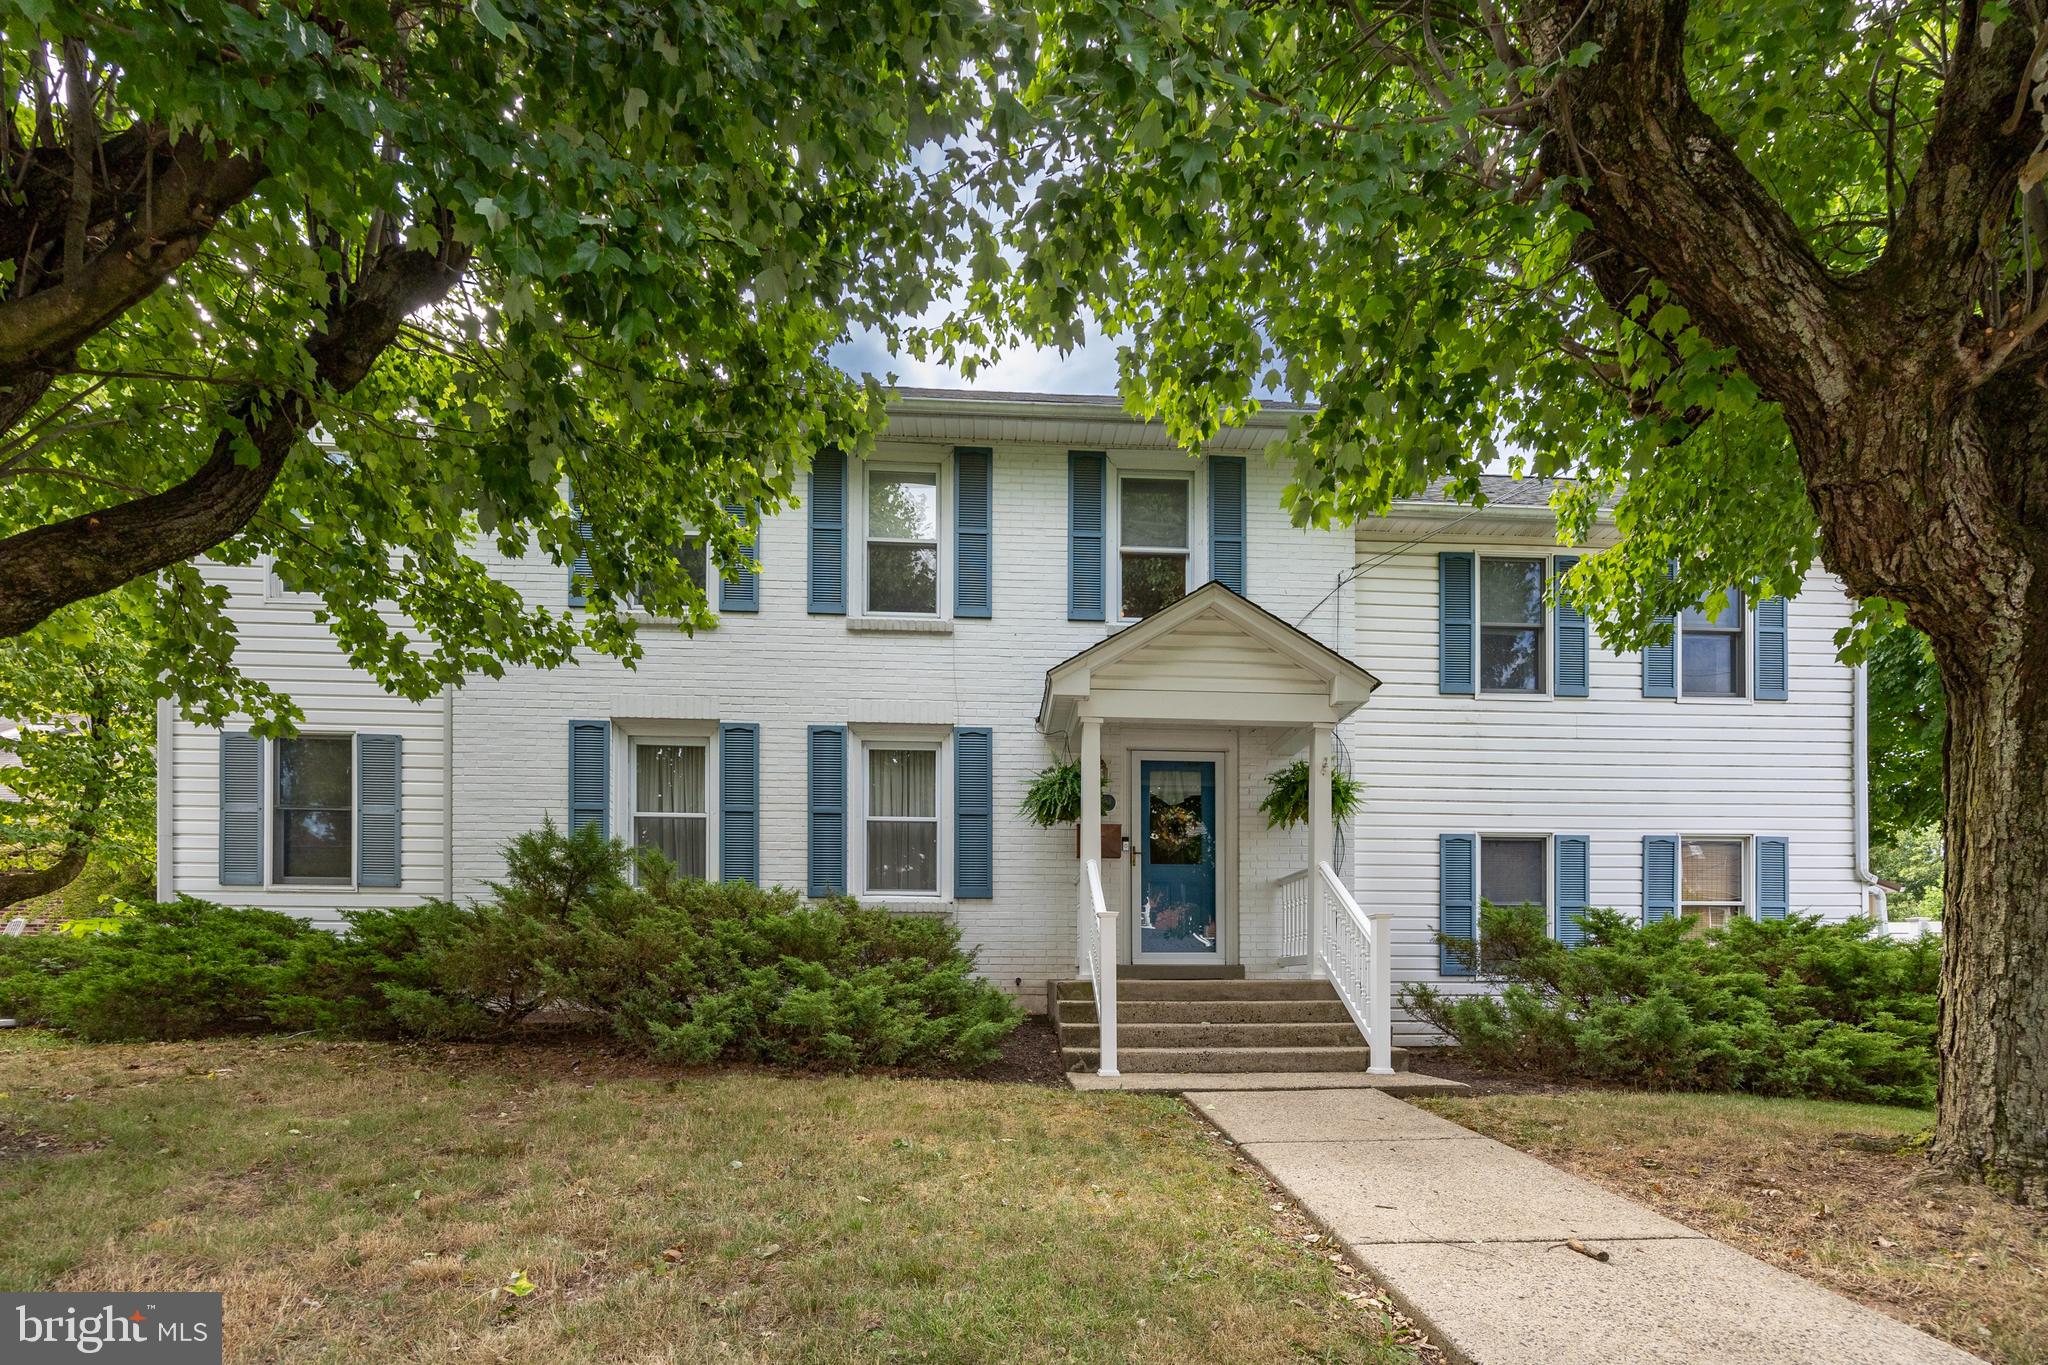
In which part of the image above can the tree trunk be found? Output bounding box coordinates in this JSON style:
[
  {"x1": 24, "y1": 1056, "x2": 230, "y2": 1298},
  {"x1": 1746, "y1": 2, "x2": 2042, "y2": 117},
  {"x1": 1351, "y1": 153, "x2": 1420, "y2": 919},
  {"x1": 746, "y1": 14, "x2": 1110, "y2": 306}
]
[{"x1": 1934, "y1": 631, "x2": 2048, "y2": 1203}]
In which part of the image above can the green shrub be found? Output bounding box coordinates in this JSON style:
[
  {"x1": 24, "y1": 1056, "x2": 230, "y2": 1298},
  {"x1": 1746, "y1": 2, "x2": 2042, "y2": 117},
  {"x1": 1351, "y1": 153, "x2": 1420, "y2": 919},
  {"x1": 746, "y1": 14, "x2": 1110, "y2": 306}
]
[
  {"x1": 369, "y1": 821, "x2": 1021, "y2": 1070},
  {"x1": 0, "y1": 898, "x2": 380, "y2": 1040},
  {"x1": 1, "y1": 820, "x2": 1021, "y2": 1071},
  {"x1": 1404, "y1": 903, "x2": 1940, "y2": 1105}
]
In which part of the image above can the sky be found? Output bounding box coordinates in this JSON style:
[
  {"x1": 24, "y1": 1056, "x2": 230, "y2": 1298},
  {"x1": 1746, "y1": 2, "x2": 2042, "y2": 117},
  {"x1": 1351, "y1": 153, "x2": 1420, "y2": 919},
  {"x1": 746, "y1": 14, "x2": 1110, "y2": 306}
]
[{"x1": 829, "y1": 319, "x2": 1127, "y2": 396}]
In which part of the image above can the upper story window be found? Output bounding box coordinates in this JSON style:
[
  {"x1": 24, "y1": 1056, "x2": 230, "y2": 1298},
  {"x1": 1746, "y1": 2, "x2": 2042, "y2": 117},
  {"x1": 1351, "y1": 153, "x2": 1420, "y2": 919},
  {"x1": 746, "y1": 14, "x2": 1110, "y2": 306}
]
[
  {"x1": 678, "y1": 534, "x2": 709, "y2": 597},
  {"x1": 632, "y1": 741, "x2": 708, "y2": 878},
  {"x1": 1479, "y1": 557, "x2": 1546, "y2": 693},
  {"x1": 1120, "y1": 475, "x2": 1190, "y2": 619},
  {"x1": 866, "y1": 744, "x2": 939, "y2": 894},
  {"x1": 866, "y1": 468, "x2": 940, "y2": 615},
  {"x1": 274, "y1": 735, "x2": 352, "y2": 884},
  {"x1": 1481, "y1": 836, "x2": 1546, "y2": 914},
  {"x1": 1683, "y1": 837, "x2": 1745, "y2": 932},
  {"x1": 1680, "y1": 593, "x2": 1745, "y2": 697}
]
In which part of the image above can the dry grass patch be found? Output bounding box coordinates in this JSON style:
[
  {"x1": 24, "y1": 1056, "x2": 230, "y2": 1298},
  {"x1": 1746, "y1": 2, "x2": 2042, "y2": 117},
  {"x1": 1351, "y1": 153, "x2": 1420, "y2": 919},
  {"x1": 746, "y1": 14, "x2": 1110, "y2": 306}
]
[
  {"x1": 1416, "y1": 1090, "x2": 2047, "y2": 1365},
  {"x1": 0, "y1": 1032, "x2": 1423, "y2": 1363}
]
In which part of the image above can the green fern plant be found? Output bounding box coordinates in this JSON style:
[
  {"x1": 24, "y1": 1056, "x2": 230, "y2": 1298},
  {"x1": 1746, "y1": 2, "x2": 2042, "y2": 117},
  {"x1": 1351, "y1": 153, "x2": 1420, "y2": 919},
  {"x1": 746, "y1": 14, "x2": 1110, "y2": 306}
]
[
  {"x1": 1019, "y1": 760, "x2": 1114, "y2": 827},
  {"x1": 1259, "y1": 760, "x2": 1363, "y2": 830}
]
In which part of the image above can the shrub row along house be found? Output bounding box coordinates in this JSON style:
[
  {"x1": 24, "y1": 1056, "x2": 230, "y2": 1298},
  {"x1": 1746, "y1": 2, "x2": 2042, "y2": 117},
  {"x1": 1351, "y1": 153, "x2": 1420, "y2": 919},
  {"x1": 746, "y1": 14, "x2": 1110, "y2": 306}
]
[{"x1": 158, "y1": 390, "x2": 1882, "y2": 1073}]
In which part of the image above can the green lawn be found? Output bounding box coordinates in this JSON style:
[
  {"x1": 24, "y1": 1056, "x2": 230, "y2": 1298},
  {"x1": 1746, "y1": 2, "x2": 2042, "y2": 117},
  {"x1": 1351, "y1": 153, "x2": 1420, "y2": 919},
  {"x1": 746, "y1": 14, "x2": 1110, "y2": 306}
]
[
  {"x1": 1418, "y1": 1090, "x2": 2047, "y2": 1365},
  {"x1": 0, "y1": 1033, "x2": 1421, "y2": 1363}
]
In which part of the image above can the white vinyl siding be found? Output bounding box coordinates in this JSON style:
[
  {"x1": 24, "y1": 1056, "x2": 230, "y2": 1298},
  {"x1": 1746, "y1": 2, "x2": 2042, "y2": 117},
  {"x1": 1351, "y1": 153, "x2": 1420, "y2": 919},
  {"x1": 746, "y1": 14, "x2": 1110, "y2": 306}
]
[{"x1": 1348, "y1": 533, "x2": 1866, "y2": 1043}]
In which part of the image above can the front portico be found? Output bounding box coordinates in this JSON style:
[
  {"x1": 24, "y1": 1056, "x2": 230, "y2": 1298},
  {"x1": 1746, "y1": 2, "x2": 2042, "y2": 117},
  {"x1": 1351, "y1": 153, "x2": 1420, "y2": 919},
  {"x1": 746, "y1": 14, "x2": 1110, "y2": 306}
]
[{"x1": 1038, "y1": 584, "x2": 1395, "y2": 1077}]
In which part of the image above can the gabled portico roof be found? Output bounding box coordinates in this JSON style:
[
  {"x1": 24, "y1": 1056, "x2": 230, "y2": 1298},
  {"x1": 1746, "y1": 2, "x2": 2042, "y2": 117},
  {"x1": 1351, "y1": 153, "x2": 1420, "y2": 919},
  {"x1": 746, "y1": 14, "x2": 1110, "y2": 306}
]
[{"x1": 1037, "y1": 582, "x2": 1379, "y2": 741}]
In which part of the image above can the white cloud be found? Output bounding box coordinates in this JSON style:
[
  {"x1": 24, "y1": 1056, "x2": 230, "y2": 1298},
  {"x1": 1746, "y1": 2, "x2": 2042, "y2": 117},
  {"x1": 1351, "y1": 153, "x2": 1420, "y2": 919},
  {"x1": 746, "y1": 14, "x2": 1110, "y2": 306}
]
[{"x1": 831, "y1": 319, "x2": 1125, "y2": 395}]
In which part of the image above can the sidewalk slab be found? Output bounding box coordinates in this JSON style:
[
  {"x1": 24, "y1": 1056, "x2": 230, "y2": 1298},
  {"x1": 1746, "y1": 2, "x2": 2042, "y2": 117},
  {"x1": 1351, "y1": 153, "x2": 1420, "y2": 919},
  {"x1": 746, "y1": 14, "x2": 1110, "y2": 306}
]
[
  {"x1": 1240, "y1": 1135, "x2": 1698, "y2": 1245},
  {"x1": 1191, "y1": 1087, "x2": 1981, "y2": 1364},
  {"x1": 1188, "y1": 1088, "x2": 1483, "y2": 1143},
  {"x1": 1068, "y1": 1069, "x2": 1467, "y2": 1094},
  {"x1": 1364, "y1": 1236, "x2": 1981, "y2": 1365}
]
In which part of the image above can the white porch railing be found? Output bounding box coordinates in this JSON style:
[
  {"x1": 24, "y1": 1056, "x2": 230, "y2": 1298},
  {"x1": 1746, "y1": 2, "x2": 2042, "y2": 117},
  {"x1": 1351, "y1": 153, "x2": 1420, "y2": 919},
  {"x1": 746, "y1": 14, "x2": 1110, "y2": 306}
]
[
  {"x1": 1274, "y1": 869, "x2": 1310, "y2": 964},
  {"x1": 1313, "y1": 860, "x2": 1395, "y2": 1075},
  {"x1": 1078, "y1": 857, "x2": 1118, "y2": 1076}
]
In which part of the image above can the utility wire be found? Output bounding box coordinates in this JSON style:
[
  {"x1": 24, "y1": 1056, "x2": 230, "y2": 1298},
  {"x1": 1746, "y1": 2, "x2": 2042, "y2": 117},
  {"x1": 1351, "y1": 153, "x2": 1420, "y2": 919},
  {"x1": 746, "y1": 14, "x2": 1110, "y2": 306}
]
[{"x1": 1295, "y1": 505, "x2": 1490, "y2": 628}]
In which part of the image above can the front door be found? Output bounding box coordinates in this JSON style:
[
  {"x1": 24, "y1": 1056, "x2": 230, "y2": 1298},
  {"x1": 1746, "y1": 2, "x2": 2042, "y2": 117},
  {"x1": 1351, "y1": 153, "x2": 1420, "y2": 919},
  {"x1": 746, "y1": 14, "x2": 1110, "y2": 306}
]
[{"x1": 1136, "y1": 759, "x2": 1220, "y2": 960}]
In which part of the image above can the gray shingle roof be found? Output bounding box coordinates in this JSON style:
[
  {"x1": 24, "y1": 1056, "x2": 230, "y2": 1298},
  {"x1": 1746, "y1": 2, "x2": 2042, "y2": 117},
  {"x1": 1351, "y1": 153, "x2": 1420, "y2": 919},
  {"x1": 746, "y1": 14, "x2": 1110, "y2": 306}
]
[{"x1": 1407, "y1": 474, "x2": 1562, "y2": 508}]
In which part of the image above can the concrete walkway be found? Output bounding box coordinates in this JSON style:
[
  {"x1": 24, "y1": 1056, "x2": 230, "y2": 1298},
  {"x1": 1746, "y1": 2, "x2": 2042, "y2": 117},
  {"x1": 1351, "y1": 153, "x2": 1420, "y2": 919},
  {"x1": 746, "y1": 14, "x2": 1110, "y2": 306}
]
[{"x1": 1187, "y1": 1088, "x2": 1980, "y2": 1365}]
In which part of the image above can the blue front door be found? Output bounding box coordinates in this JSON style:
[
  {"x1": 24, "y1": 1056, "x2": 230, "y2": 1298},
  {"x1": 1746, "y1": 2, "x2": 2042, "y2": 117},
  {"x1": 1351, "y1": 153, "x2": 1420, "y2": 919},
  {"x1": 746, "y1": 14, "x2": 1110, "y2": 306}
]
[{"x1": 1138, "y1": 759, "x2": 1219, "y2": 958}]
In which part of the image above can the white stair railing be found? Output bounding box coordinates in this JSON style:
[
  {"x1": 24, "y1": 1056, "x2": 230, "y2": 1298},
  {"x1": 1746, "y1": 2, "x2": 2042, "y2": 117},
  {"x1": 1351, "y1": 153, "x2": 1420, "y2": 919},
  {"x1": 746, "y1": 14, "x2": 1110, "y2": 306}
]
[
  {"x1": 1079, "y1": 857, "x2": 1118, "y2": 1076},
  {"x1": 1274, "y1": 869, "x2": 1310, "y2": 963},
  {"x1": 1315, "y1": 861, "x2": 1394, "y2": 1075}
]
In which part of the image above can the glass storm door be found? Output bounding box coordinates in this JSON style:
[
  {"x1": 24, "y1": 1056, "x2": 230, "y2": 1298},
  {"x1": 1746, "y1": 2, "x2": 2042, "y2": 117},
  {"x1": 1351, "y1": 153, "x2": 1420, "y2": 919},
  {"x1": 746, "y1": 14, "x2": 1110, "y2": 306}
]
[{"x1": 1137, "y1": 760, "x2": 1219, "y2": 959}]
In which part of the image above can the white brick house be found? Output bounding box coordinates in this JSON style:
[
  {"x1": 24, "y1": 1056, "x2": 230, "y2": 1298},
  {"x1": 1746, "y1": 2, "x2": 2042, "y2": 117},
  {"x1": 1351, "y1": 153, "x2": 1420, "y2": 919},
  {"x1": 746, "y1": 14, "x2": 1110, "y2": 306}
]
[{"x1": 158, "y1": 389, "x2": 1880, "y2": 1063}]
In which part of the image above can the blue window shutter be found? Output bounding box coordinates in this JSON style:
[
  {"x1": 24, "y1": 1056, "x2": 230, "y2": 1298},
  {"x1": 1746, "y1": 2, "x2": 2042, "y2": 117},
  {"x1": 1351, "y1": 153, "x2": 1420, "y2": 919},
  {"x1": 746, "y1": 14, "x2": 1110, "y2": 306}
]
[
  {"x1": 568, "y1": 720, "x2": 610, "y2": 838},
  {"x1": 807, "y1": 725, "x2": 847, "y2": 897},
  {"x1": 1068, "y1": 451, "x2": 1106, "y2": 621},
  {"x1": 568, "y1": 506, "x2": 594, "y2": 607},
  {"x1": 1643, "y1": 563, "x2": 1678, "y2": 697},
  {"x1": 808, "y1": 450, "x2": 846, "y2": 614},
  {"x1": 1754, "y1": 595, "x2": 1788, "y2": 700},
  {"x1": 954, "y1": 446, "x2": 994, "y2": 619},
  {"x1": 1438, "y1": 552, "x2": 1476, "y2": 695},
  {"x1": 1757, "y1": 837, "x2": 1790, "y2": 920},
  {"x1": 1439, "y1": 833, "x2": 1477, "y2": 976},
  {"x1": 1553, "y1": 554, "x2": 1589, "y2": 697},
  {"x1": 219, "y1": 731, "x2": 262, "y2": 886},
  {"x1": 1642, "y1": 835, "x2": 1678, "y2": 924},
  {"x1": 720, "y1": 722, "x2": 760, "y2": 885},
  {"x1": 356, "y1": 733, "x2": 403, "y2": 888},
  {"x1": 954, "y1": 726, "x2": 995, "y2": 899},
  {"x1": 1554, "y1": 835, "x2": 1590, "y2": 947},
  {"x1": 1208, "y1": 455, "x2": 1247, "y2": 595},
  {"x1": 719, "y1": 500, "x2": 760, "y2": 613}
]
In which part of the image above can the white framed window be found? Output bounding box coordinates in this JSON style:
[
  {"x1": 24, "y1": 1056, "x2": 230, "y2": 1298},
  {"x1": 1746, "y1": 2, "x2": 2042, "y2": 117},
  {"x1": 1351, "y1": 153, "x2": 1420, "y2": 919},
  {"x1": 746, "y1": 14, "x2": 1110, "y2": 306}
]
[
  {"x1": 1682, "y1": 837, "x2": 1747, "y2": 933},
  {"x1": 272, "y1": 734, "x2": 353, "y2": 885},
  {"x1": 630, "y1": 739, "x2": 710, "y2": 878},
  {"x1": 864, "y1": 466, "x2": 942, "y2": 616},
  {"x1": 1479, "y1": 557, "x2": 1546, "y2": 694},
  {"x1": 263, "y1": 556, "x2": 319, "y2": 604},
  {"x1": 1118, "y1": 473, "x2": 1191, "y2": 619},
  {"x1": 1679, "y1": 592, "x2": 1746, "y2": 698},
  {"x1": 861, "y1": 740, "x2": 942, "y2": 896}
]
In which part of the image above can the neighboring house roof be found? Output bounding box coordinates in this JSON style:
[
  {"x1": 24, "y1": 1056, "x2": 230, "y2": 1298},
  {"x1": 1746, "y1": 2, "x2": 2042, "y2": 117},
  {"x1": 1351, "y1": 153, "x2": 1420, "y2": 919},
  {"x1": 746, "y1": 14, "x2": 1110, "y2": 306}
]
[
  {"x1": 1407, "y1": 474, "x2": 1565, "y2": 508},
  {"x1": 1038, "y1": 581, "x2": 1379, "y2": 740}
]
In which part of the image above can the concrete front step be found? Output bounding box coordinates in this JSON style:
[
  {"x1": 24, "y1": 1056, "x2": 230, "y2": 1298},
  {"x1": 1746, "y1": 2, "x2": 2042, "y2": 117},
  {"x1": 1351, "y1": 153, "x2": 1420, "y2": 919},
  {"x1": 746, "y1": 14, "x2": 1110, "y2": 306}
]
[
  {"x1": 1056, "y1": 999, "x2": 1356, "y2": 1026},
  {"x1": 1059, "y1": 1021, "x2": 1369, "y2": 1050},
  {"x1": 1063, "y1": 1044, "x2": 1392, "y2": 1074},
  {"x1": 1052, "y1": 978, "x2": 1339, "y2": 1003}
]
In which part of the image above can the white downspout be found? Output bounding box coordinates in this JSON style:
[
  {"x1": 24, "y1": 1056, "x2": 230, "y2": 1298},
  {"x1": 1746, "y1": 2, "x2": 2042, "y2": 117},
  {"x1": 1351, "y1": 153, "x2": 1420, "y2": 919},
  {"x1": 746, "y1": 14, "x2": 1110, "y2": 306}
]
[
  {"x1": 154, "y1": 695, "x2": 174, "y2": 902},
  {"x1": 1852, "y1": 662, "x2": 1886, "y2": 921}
]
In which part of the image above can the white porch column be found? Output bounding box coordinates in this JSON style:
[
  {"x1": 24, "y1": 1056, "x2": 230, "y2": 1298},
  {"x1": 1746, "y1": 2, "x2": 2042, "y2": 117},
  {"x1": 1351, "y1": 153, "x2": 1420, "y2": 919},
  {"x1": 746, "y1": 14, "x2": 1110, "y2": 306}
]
[
  {"x1": 1080, "y1": 717, "x2": 1103, "y2": 872},
  {"x1": 1308, "y1": 722, "x2": 1334, "y2": 978},
  {"x1": 1078, "y1": 716, "x2": 1103, "y2": 972}
]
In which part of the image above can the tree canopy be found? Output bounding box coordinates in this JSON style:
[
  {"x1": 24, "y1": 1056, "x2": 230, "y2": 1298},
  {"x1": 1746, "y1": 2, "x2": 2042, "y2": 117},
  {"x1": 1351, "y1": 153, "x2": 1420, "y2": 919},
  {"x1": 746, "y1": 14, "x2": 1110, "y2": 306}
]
[
  {"x1": 935, "y1": 1, "x2": 2047, "y2": 1197},
  {"x1": 0, "y1": 1, "x2": 1024, "y2": 731},
  {"x1": 936, "y1": 0, "x2": 2024, "y2": 647}
]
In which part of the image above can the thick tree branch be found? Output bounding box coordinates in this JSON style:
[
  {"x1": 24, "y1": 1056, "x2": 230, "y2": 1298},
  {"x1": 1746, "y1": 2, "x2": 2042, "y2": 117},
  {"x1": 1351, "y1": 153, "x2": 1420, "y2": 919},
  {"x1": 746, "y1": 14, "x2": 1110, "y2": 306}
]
[
  {"x1": 0, "y1": 845, "x2": 90, "y2": 912},
  {"x1": 1530, "y1": 0, "x2": 1859, "y2": 444},
  {"x1": 0, "y1": 241, "x2": 469, "y2": 638},
  {"x1": 1879, "y1": 8, "x2": 2041, "y2": 349},
  {"x1": 0, "y1": 135, "x2": 265, "y2": 384}
]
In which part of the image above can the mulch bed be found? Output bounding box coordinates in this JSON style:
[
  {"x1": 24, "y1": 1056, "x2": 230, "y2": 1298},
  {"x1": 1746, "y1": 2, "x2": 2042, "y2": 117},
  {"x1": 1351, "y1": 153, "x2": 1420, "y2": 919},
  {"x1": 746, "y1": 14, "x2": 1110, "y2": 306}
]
[
  {"x1": 1401, "y1": 1049, "x2": 1590, "y2": 1096},
  {"x1": 958, "y1": 1015, "x2": 1068, "y2": 1088}
]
